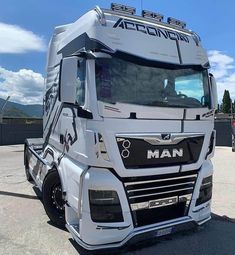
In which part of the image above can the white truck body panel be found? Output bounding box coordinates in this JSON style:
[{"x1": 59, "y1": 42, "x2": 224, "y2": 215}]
[{"x1": 25, "y1": 5, "x2": 216, "y2": 250}]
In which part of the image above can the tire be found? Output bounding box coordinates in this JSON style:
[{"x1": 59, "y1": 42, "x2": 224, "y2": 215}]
[
  {"x1": 24, "y1": 148, "x2": 33, "y2": 182},
  {"x1": 42, "y1": 170, "x2": 65, "y2": 228}
]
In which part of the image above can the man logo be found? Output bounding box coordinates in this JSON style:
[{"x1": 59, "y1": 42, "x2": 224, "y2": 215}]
[
  {"x1": 161, "y1": 134, "x2": 171, "y2": 140},
  {"x1": 147, "y1": 148, "x2": 183, "y2": 159}
]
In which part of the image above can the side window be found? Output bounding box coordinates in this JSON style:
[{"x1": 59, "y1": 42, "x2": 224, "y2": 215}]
[{"x1": 76, "y1": 59, "x2": 86, "y2": 106}]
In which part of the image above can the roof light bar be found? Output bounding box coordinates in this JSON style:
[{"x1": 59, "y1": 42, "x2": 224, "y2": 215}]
[
  {"x1": 167, "y1": 17, "x2": 186, "y2": 29},
  {"x1": 111, "y1": 3, "x2": 136, "y2": 15},
  {"x1": 142, "y1": 10, "x2": 164, "y2": 22}
]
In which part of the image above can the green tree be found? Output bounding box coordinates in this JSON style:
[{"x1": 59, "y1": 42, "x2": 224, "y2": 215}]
[{"x1": 221, "y1": 90, "x2": 232, "y2": 113}]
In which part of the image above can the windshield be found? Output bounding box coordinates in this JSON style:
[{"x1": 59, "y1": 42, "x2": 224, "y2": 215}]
[{"x1": 95, "y1": 57, "x2": 210, "y2": 108}]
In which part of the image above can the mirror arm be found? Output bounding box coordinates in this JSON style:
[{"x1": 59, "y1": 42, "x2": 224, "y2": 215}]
[
  {"x1": 61, "y1": 102, "x2": 93, "y2": 119},
  {"x1": 77, "y1": 105, "x2": 93, "y2": 119}
]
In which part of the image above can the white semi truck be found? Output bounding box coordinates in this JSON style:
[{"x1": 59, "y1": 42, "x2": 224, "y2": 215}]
[{"x1": 24, "y1": 3, "x2": 218, "y2": 250}]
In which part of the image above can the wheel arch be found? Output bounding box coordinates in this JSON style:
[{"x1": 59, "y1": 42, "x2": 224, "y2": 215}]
[{"x1": 43, "y1": 162, "x2": 66, "y2": 196}]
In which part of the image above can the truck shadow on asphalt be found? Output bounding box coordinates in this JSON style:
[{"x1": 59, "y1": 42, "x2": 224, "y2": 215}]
[
  {"x1": 0, "y1": 190, "x2": 39, "y2": 200},
  {"x1": 69, "y1": 213, "x2": 235, "y2": 255}
]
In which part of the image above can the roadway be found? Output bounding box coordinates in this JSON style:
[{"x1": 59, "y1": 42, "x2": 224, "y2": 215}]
[{"x1": 0, "y1": 145, "x2": 235, "y2": 255}]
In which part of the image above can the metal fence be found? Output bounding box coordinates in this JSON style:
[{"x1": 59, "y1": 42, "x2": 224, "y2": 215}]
[{"x1": 0, "y1": 117, "x2": 43, "y2": 146}]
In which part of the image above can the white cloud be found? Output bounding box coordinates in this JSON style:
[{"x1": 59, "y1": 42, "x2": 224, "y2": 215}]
[
  {"x1": 0, "y1": 23, "x2": 46, "y2": 53},
  {"x1": 0, "y1": 67, "x2": 44, "y2": 104},
  {"x1": 208, "y1": 50, "x2": 235, "y2": 101}
]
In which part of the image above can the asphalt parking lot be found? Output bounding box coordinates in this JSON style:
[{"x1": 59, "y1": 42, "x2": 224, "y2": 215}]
[{"x1": 0, "y1": 145, "x2": 235, "y2": 255}]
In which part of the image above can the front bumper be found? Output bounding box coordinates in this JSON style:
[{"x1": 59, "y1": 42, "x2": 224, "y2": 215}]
[
  {"x1": 67, "y1": 216, "x2": 211, "y2": 251},
  {"x1": 67, "y1": 160, "x2": 213, "y2": 249}
]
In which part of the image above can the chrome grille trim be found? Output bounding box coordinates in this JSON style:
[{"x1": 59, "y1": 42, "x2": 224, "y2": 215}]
[
  {"x1": 128, "y1": 187, "x2": 194, "y2": 199},
  {"x1": 126, "y1": 181, "x2": 195, "y2": 193},
  {"x1": 116, "y1": 133, "x2": 204, "y2": 145},
  {"x1": 124, "y1": 174, "x2": 197, "y2": 186},
  {"x1": 123, "y1": 171, "x2": 198, "y2": 217}
]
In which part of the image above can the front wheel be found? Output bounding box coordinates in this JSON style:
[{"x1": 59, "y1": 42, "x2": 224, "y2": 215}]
[{"x1": 42, "y1": 170, "x2": 65, "y2": 228}]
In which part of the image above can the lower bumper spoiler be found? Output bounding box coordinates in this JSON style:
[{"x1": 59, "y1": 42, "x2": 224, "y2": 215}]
[{"x1": 67, "y1": 216, "x2": 211, "y2": 251}]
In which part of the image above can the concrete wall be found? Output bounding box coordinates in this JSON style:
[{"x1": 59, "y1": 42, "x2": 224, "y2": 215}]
[
  {"x1": 0, "y1": 118, "x2": 232, "y2": 147},
  {"x1": 0, "y1": 118, "x2": 43, "y2": 146},
  {"x1": 214, "y1": 119, "x2": 232, "y2": 147}
]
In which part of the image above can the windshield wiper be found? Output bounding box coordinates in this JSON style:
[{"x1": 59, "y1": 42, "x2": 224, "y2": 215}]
[{"x1": 146, "y1": 101, "x2": 169, "y2": 107}]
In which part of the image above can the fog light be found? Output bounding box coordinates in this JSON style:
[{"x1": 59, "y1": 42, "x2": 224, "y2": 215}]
[
  {"x1": 89, "y1": 190, "x2": 124, "y2": 222},
  {"x1": 196, "y1": 175, "x2": 212, "y2": 206}
]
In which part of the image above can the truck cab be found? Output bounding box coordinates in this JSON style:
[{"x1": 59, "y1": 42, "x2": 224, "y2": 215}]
[{"x1": 25, "y1": 4, "x2": 218, "y2": 250}]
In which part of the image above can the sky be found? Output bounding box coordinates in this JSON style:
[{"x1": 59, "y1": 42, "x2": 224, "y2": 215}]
[{"x1": 0, "y1": 0, "x2": 235, "y2": 104}]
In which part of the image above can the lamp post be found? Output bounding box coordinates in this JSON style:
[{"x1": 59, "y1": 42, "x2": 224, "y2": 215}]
[{"x1": 0, "y1": 96, "x2": 10, "y2": 124}]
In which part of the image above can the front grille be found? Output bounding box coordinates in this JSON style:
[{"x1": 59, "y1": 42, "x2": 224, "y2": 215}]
[
  {"x1": 116, "y1": 135, "x2": 204, "y2": 169},
  {"x1": 123, "y1": 170, "x2": 198, "y2": 227}
]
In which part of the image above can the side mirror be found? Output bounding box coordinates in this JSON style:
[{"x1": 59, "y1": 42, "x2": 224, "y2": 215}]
[
  {"x1": 59, "y1": 56, "x2": 79, "y2": 104},
  {"x1": 209, "y1": 74, "x2": 218, "y2": 109}
]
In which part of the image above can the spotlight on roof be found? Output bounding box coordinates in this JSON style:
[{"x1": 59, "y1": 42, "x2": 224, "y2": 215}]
[
  {"x1": 111, "y1": 3, "x2": 136, "y2": 15},
  {"x1": 142, "y1": 10, "x2": 164, "y2": 22},
  {"x1": 167, "y1": 17, "x2": 186, "y2": 29}
]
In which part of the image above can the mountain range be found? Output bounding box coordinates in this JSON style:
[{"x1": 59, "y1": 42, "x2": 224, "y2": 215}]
[{"x1": 0, "y1": 98, "x2": 43, "y2": 118}]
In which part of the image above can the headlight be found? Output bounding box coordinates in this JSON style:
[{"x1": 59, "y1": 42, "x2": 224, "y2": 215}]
[
  {"x1": 196, "y1": 175, "x2": 213, "y2": 206},
  {"x1": 89, "y1": 190, "x2": 124, "y2": 222}
]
